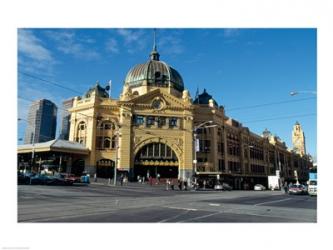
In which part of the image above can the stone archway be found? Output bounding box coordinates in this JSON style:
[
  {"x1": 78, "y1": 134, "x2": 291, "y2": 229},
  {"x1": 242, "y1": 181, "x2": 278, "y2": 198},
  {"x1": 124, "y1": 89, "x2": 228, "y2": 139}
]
[
  {"x1": 96, "y1": 159, "x2": 115, "y2": 178},
  {"x1": 134, "y1": 142, "x2": 179, "y2": 179}
]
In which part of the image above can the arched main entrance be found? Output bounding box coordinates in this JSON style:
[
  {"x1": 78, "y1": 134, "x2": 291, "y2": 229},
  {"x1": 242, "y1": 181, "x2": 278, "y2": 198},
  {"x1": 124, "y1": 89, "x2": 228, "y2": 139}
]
[
  {"x1": 134, "y1": 143, "x2": 178, "y2": 179},
  {"x1": 96, "y1": 159, "x2": 115, "y2": 178}
]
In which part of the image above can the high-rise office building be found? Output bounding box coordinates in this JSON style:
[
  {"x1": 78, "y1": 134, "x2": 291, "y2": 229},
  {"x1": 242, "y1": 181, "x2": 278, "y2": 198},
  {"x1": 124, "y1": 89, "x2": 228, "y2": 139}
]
[
  {"x1": 60, "y1": 98, "x2": 74, "y2": 140},
  {"x1": 24, "y1": 99, "x2": 57, "y2": 144}
]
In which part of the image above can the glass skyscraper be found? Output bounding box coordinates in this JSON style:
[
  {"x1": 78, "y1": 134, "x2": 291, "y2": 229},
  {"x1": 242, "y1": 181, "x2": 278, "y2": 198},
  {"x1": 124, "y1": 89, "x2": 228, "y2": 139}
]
[{"x1": 24, "y1": 99, "x2": 57, "y2": 144}]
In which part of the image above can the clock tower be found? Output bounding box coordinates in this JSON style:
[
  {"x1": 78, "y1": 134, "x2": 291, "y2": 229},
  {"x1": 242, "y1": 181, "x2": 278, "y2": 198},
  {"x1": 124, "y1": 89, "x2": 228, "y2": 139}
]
[{"x1": 292, "y1": 121, "x2": 306, "y2": 156}]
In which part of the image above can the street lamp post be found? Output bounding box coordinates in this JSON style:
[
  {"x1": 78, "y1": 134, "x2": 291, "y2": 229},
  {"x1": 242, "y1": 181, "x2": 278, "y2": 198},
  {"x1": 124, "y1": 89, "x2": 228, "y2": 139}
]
[
  {"x1": 193, "y1": 121, "x2": 217, "y2": 176},
  {"x1": 18, "y1": 118, "x2": 35, "y2": 173},
  {"x1": 113, "y1": 129, "x2": 120, "y2": 186}
]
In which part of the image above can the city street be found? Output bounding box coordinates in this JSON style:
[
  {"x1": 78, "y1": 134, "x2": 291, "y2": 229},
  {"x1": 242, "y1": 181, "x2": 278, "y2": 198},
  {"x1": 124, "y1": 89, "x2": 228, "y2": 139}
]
[{"x1": 18, "y1": 182, "x2": 316, "y2": 223}]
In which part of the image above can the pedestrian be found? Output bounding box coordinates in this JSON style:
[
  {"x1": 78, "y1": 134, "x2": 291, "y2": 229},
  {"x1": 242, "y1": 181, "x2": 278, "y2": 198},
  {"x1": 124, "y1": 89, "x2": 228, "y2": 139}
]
[
  {"x1": 178, "y1": 178, "x2": 182, "y2": 190},
  {"x1": 166, "y1": 178, "x2": 170, "y2": 190},
  {"x1": 94, "y1": 173, "x2": 97, "y2": 182},
  {"x1": 170, "y1": 179, "x2": 174, "y2": 190},
  {"x1": 203, "y1": 180, "x2": 206, "y2": 190},
  {"x1": 142, "y1": 176, "x2": 145, "y2": 184},
  {"x1": 120, "y1": 174, "x2": 124, "y2": 186},
  {"x1": 149, "y1": 176, "x2": 153, "y2": 186},
  {"x1": 184, "y1": 179, "x2": 188, "y2": 191},
  {"x1": 284, "y1": 182, "x2": 288, "y2": 194}
]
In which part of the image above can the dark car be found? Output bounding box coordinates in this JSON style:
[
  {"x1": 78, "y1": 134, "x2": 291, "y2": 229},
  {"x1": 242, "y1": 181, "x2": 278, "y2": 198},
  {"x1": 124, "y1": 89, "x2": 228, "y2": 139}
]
[
  {"x1": 18, "y1": 172, "x2": 35, "y2": 185},
  {"x1": 30, "y1": 174, "x2": 56, "y2": 185},
  {"x1": 54, "y1": 173, "x2": 76, "y2": 185},
  {"x1": 222, "y1": 183, "x2": 233, "y2": 191},
  {"x1": 288, "y1": 184, "x2": 307, "y2": 195}
]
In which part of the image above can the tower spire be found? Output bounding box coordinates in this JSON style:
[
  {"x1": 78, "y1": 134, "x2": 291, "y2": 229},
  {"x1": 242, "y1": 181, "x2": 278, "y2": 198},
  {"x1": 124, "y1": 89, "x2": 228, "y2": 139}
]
[
  {"x1": 153, "y1": 28, "x2": 157, "y2": 51},
  {"x1": 150, "y1": 28, "x2": 160, "y2": 61}
]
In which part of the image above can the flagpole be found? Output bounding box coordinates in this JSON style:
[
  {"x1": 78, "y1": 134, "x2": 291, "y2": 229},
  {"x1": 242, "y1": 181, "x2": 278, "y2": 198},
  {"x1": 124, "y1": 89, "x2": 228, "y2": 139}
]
[{"x1": 108, "y1": 80, "x2": 112, "y2": 99}]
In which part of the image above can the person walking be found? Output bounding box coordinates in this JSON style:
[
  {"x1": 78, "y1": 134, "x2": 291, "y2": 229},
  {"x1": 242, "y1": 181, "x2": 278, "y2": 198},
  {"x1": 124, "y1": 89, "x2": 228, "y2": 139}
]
[
  {"x1": 170, "y1": 179, "x2": 174, "y2": 190},
  {"x1": 178, "y1": 178, "x2": 182, "y2": 191},
  {"x1": 284, "y1": 182, "x2": 288, "y2": 194},
  {"x1": 94, "y1": 173, "x2": 97, "y2": 182},
  {"x1": 120, "y1": 174, "x2": 124, "y2": 186},
  {"x1": 166, "y1": 178, "x2": 170, "y2": 190}
]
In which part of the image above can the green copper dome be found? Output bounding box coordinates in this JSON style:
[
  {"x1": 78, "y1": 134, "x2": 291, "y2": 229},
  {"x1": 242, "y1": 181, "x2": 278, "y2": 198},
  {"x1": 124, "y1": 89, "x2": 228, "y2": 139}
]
[
  {"x1": 193, "y1": 89, "x2": 218, "y2": 106},
  {"x1": 124, "y1": 47, "x2": 184, "y2": 92}
]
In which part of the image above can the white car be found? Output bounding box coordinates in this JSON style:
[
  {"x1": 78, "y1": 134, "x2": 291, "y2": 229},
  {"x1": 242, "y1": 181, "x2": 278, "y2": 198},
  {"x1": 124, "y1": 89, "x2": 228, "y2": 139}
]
[{"x1": 254, "y1": 184, "x2": 266, "y2": 191}]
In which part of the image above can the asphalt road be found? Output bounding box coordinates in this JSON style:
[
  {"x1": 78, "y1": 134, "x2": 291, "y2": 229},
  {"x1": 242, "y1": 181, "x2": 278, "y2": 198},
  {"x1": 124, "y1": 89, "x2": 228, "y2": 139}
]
[{"x1": 18, "y1": 182, "x2": 317, "y2": 223}]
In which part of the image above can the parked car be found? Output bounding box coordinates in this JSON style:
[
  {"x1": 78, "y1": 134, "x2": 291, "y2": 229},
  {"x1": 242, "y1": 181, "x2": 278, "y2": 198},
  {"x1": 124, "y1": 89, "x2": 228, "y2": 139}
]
[
  {"x1": 254, "y1": 184, "x2": 266, "y2": 191},
  {"x1": 288, "y1": 184, "x2": 307, "y2": 195},
  {"x1": 214, "y1": 183, "x2": 223, "y2": 190},
  {"x1": 55, "y1": 173, "x2": 80, "y2": 184},
  {"x1": 30, "y1": 174, "x2": 55, "y2": 185},
  {"x1": 18, "y1": 172, "x2": 35, "y2": 185},
  {"x1": 222, "y1": 183, "x2": 233, "y2": 191},
  {"x1": 53, "y1": 173, "x2": 75, "y2": 185}
]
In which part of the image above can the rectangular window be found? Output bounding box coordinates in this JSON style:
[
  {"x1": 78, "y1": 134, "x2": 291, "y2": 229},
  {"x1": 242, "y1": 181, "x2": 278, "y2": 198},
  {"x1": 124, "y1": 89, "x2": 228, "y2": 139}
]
[
  {"x1": 169, "y1": 117, "x2": 178, "y2": 128},
  {"x1": 148, "y1": 144, "x2": 154, "y2": 156},
  {"x1": 153, "y1": 143, "x2": 159, "y2": 157},
  {"x1": 166, "y1": 146, "x2": 172, "y2": 157},
  {"x1": 218, "y1": 159, "x2": 225, "y2": 171},
  {"x1": 157, "y1": 117, "x2": 166, "y2": 127},
  {"x1": 160, "y1": 143, "x2": 166, "y2": 157},
  {"x1": 134, "y1": 115, "x2": 144, "y2": 126},
  {"x1": 146, "y1": 116, "x2": 155, "y2": 127}
]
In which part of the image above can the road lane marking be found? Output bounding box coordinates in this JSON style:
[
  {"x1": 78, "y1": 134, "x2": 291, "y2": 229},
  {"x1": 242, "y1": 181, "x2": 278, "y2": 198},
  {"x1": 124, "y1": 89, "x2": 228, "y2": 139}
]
[
  {"x1": 179, "y1": 211, "x2": 222, "y2": 222},
  {"x1": 164, "y1": 206, "x2": 198, "y2": 211},
  {"x1": 158, "y1": 210, "x2": 190, "y2": 223},
  {"x1": 209, "y1": 203, "x2": 221, "y2": 206},
  {"x1": 254, "y1": 198, "x2": 292, "y2": 206}
]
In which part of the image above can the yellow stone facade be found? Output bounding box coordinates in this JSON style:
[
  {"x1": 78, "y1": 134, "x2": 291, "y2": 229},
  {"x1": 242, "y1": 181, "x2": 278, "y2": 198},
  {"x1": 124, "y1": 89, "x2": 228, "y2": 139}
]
[{"x1": 67, "y1": 48, "x2": 312, "y2": 188}]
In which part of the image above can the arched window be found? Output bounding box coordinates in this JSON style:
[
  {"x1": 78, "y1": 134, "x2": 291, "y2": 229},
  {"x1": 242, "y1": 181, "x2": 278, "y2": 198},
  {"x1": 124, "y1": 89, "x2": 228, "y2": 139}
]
[
  {"x1": 98, "y1": 120, "x2": 116, "y2": 130},
  {"x1": 78, "y1": 121, "x2": 86, "y2": 130},
  {"x1": 76, "y1": 121, "x2": 87, "y2": 145},
  {"x1": 111, "y1": 135, "x2": 117, "y2": 149},
  {"x1": 104, "y1": 137, "x2": 111, "y2": 149}
]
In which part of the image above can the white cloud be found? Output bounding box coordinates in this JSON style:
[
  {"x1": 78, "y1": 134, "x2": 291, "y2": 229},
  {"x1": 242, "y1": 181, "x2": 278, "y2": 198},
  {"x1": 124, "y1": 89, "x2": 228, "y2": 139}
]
[
  {"x1": 116, "y1": 29, "x2": 148, "y2": 54},
  {"x1": 44, "y1": 29, "x2": 100, "y2": 60},
  {"x1": 105, "y1": 38, "x2": 119, "y2": 54},
  {"x1": 18, "y1": 29, "x2": 53, "y2": 62},
  {"x1": 18, "y1": 29, "x2": 56, "y2": 76},
  {"x1": 117, "y1": 29, "x2": 144, "y2": 44},
  {"x1": 157, "y1": 30, "x2": 184, "y2": 56}
]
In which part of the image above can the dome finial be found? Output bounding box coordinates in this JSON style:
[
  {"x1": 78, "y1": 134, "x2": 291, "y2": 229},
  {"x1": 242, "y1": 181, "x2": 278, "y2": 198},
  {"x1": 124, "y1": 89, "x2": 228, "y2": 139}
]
[
  {"x1": 153, "y1": 28, "x2": 157, "y2": 51},
  {"x1": 150, "y1": 28, "x2": 160, "y2": 61}
]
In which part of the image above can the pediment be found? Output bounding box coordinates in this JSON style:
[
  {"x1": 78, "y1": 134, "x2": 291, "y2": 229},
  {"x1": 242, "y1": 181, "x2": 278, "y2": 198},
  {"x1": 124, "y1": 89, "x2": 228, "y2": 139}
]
[{"x1": 128, "y1": 89, "x2": 188, "y2": 110}]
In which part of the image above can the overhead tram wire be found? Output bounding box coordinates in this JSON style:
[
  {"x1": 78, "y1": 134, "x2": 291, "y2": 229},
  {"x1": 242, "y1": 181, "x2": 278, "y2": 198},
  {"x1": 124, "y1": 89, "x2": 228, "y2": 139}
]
[
  {"x1": 18, "y1": 96, "x2": 128, "y2": 130},
  {"x1": 18, "y1": 96, "x2": 93, "y2": 120},
  {"x1": 225, "y1": 97, "x2": 316, "y2": 112},
  {"x1": 19, "y1": 71, "x2": 316, "y2": 114},
  {"x1": 243, "y1": 113, "x2": 316, "y2": 124},
  {"x1": 18, "y1": 71, "x2": 83, "y2": 95}
]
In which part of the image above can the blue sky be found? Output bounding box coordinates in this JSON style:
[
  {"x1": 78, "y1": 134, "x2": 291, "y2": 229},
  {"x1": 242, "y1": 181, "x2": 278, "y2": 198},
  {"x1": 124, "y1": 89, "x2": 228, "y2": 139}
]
[{"x1": 17, "y1": 28, "x2": 317, "y2": 159}]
